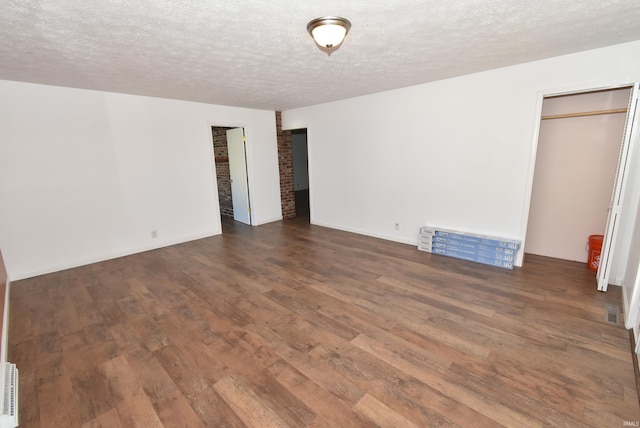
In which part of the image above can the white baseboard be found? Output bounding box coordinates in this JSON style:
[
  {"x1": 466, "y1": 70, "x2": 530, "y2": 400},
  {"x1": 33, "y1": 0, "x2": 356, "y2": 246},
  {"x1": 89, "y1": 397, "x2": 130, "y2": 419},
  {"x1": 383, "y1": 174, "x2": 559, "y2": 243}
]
[{"x1": 9, "y1": 230, "x2": 221, "y2": 281}]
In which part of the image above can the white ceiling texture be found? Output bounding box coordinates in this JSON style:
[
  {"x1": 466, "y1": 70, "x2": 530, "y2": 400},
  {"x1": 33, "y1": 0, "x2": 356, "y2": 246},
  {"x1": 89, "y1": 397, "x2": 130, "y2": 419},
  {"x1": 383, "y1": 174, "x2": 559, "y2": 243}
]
[{"x1": 1, "y1": 0, "x2": 640, "y2": 111}]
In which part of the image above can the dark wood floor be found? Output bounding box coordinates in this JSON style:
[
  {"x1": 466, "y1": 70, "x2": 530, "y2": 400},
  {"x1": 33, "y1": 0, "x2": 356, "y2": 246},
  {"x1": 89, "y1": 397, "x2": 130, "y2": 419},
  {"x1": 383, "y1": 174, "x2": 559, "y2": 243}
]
[{"x1": 9, "y1": 217, "x2": 640, "y2": 427}]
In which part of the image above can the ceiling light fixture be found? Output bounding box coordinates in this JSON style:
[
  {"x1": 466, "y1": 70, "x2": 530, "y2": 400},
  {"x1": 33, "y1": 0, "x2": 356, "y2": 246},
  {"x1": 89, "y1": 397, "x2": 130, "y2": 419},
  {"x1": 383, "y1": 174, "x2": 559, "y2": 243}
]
[{"x1": 307, "y1": 16, "x2": 351, "y2": 55}]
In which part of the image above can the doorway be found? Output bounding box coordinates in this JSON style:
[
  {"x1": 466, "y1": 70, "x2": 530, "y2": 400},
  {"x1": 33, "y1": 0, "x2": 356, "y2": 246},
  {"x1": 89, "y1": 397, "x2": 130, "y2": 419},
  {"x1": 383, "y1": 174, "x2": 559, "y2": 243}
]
[
  {"x1": 291, "y1": 129, "x2": 310, "y2": 218},
  {"x1": 275, "y1": 111, "x2": 310, "y2": 221},
  {"x1": 211, "y1": 126, "x2": 252, "y2": 227},
  {"x1": 525, "y1": 87, "x2": 632, "y2": 264}
]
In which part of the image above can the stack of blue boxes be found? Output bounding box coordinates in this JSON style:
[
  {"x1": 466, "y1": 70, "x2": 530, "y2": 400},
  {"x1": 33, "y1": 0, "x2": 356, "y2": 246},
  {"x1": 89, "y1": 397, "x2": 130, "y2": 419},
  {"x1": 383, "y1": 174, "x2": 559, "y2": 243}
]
[{"x1": 418, "y1": 226, "x2": 520, "y2": 270}]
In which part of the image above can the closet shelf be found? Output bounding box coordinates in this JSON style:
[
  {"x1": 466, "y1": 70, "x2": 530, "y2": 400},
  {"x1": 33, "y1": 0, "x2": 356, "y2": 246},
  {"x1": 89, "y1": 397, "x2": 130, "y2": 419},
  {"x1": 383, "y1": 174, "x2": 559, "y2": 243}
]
[{"x1": 541, "y1": 108, "x2": 627, "y2": 120}]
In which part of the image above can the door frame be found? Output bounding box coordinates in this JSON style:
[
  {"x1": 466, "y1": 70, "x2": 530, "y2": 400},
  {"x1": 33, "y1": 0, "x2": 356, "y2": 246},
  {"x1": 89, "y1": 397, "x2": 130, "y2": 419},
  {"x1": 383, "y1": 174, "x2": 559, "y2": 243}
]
[{"x1": 519, "y1": 81, "x2": 638, "y2": 273}]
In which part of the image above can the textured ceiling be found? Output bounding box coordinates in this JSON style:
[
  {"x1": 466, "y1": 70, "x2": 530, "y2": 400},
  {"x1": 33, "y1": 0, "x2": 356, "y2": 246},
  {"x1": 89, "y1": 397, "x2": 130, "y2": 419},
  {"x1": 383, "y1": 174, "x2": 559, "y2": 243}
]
[{"x1": 1, "y1": 1, "x2": 640, "y2": 110}]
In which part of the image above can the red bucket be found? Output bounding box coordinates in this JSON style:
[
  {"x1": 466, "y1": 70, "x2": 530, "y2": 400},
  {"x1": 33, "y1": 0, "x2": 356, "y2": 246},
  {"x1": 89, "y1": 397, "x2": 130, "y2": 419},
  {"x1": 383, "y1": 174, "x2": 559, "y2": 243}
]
[{"x1": 587, "y1": 235, "x2": 604, "y2": 272}]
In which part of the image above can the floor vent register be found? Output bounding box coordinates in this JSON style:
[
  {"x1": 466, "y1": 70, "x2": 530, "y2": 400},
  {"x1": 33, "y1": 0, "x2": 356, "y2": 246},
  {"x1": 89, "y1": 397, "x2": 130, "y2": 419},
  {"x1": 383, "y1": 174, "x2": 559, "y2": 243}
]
[
  {"x1": 0, "y1": 362, "x2": 17, "y2": 428},
  {"x1": 418, "y1": 226, "x2": 521, "y2": 270}
]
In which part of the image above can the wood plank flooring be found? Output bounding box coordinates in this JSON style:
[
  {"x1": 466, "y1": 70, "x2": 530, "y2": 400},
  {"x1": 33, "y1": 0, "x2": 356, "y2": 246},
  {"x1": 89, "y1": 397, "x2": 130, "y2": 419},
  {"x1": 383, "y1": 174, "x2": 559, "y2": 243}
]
[{"x1": 9, "y1": 217, "x2": 640, "y2": 427}]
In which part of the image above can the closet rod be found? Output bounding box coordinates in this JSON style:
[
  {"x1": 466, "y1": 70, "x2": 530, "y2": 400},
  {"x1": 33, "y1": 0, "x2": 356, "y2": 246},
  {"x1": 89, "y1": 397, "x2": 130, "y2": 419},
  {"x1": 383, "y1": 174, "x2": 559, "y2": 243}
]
[{"x1": 541, "y1": 108, "x2": 627, "y2": 120}]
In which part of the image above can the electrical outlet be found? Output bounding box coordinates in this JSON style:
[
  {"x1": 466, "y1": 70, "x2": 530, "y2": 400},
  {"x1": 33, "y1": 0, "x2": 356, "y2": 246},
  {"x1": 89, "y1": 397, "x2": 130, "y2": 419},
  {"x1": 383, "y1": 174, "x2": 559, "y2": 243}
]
[
  {"x1": 394, "y1": 222, "x2": 400, "y2": 231},
  {"x1": 151, "y1": 230, "x2": 158, "y2": 239}
]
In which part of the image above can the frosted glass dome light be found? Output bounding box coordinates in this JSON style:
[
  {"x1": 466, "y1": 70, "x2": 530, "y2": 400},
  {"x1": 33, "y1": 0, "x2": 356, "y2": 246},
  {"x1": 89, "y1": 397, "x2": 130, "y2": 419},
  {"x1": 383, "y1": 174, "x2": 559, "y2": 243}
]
[{"x1": 307, "y1": 17, "x2": 351, "y2": 55}]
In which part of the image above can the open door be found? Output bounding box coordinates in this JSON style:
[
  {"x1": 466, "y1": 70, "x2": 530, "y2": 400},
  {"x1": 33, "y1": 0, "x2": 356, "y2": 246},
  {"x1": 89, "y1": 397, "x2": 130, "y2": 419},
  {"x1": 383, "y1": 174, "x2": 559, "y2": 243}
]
[
  {"x1": 598, "y1": 83, "x2": 639, "y2": 291},
  {"x1": 226, "y1": 127, "x2": 251, "y2": 225}
]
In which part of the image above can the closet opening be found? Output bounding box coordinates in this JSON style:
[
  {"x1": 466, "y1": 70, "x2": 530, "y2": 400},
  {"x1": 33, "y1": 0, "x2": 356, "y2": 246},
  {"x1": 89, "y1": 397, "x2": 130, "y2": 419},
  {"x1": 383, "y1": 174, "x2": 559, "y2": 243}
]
[{"x1": 525, "y1": 86, "x2": 633, "y2": 269}]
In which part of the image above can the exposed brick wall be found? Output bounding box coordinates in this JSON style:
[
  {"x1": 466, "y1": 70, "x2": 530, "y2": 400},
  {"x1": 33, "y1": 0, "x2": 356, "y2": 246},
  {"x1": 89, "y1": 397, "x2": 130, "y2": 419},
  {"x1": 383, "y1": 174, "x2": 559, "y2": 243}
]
[
  {"x1": 276, "y1": 111, "x2": 296, "y2": 219},
  {"x1": 212, "y1": 127, "x2": 234, "y2": 217}
]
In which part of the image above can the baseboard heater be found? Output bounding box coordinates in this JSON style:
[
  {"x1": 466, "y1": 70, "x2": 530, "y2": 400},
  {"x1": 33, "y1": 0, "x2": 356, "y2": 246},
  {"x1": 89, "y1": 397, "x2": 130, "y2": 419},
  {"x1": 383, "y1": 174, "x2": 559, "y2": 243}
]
[
  {"x1": 0, "y1": 362, "x2": 18, "y2": 428},
  {"x1": 418, "y1": 226, "x2": 521, "y2": 270}
]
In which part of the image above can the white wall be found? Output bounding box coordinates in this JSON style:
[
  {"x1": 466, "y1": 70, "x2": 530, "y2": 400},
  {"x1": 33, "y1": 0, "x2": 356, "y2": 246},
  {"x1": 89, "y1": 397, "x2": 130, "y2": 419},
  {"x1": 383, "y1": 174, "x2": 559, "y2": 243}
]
[
  {"x1": 623, "y1": 190, "x2": 640, "y2": 329},
  {"x1": 525, "y1": 89, "x2": 629, "y2": 262},
  {"x1": 282, "y1": 40, "x2": 640, "y2": 274},
  {"x1": 0, "y1": 80, "x2": 281, "y2": 280}
]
